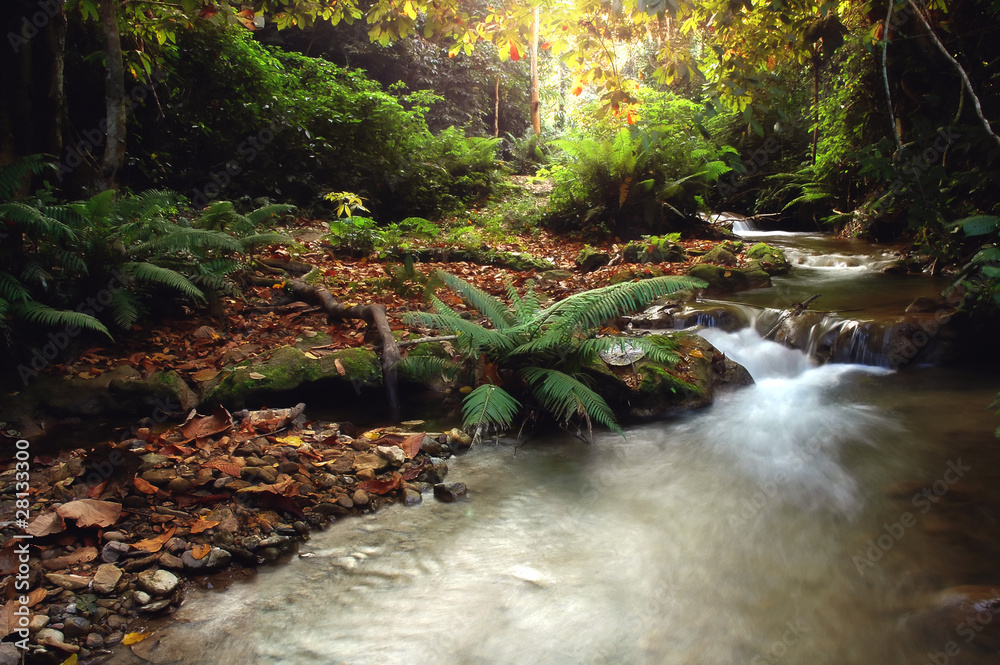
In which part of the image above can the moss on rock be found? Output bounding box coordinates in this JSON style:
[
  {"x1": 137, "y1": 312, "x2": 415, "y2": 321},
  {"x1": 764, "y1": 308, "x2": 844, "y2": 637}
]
[
  {"x1": 745, "y1": 242, "x2": 791, "y2": 275},
  {"x1": 687, "y1": 263, "x2": 771, "y2": 294}
]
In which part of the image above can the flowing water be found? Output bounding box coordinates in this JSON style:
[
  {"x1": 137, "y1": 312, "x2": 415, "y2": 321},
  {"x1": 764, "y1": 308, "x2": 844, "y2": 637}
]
[{"x1": 111, "y1": 231, "x2": 1000, "y2": 665}]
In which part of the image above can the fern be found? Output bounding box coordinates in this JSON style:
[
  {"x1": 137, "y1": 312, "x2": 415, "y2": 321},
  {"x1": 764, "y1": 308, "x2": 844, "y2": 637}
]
[
  {"x1": 520, "y1": 366, "x2": 622, "y2": 438},
  {"x1": 461, "y1": 384, "x2": 522, "y2": 441},
  {"x1": 0, "y1": 273, "x2": 30, "y2": 304},
  {"x1": 398, "y1": 355, "x2": 461, "y2": 384},
  {"x1": 12, "y1": 302, "x2": 110, "y2": 337},
  {"x1": 109, "y1": 289, "x2": 142, "y2": 329},
  {"x1": 435, "y1": 270, "x2": 516, "y2": 329},
  {"x1": 0, "y1": 155, "x2": 53, "y2": 200},
  {"x1": 126, "y1": 262, "x2": 206, "y2": 302}
]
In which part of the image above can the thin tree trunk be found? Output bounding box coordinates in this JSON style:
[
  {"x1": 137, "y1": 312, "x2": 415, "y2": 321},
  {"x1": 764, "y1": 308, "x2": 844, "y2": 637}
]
[
  {"x1": 530, "y1": 5, "x2": 540, "y2": 136},
  {"x1": 881, "y1": 0, "x2": 902, "y2": 156},
  {"x1": 45, "y1": 1, "x2": 67, "y2": 158},
  {"x1": 812, "y1": 48, "x2": 820, "y2": 166},
  {"x1": 494, "y1": 75, "x2": 500, "y2": 138},
  {"x1": 98, "y1": 0, "x2": 126, "y2": 191},
  {"x1": 906, "y1": 0, "x2": 1000, "y2": 149}
]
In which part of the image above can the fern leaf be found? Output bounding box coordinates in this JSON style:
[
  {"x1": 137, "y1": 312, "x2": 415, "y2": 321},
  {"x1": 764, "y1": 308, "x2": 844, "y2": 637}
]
[
  {"x1": 435, "y1": 270, "x2": 516, "y2": 330},
  {"x1": 240, "y1": 232, "x2": 294, "y2": 249},
  {"x1": 403, "y1": 309, "x2": 514, "y2": 354},
  {"x1": 506, "y1": 279, "x2": 540, "y2": 324},
  {"x1": 126, "y1": 262, "x2": 206, "y2": 302},
  {"x1": 12, "y1": 302, "x2": 110, "y2": 337},
  {"x1": 0, "y1": 202, "x2": 74, "y2": 240},
  {"x1": 398, "y1": 355, "x2": 460, "y2": 383},
  {"x1": 461, "y1": 384, "x2": 521, "y2": 435},
  {"x1": 246, "y1": 203, "x2": 296, "y2": 225},
  {"x1": 520, "y1": 366, "x2": 622, "y2": 437},
  {"x1": 0, "y1": 154, "x2": 54, "y2": 200},
  {"x1": 109, "y1": 289, "x2": 142, "y2": 329},
  {"x1": 0, "y1": 272, "x2": 30, "y2": 304}
]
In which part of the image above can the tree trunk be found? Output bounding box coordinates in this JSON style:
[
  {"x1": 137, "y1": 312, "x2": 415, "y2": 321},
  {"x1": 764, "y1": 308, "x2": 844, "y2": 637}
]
[
  {"x1": 45, "y1": 0, "x2": 67, "y2": 158},
  {"x1": 530, "y1": 5, "x2": 541, "y2": 136},
  {"x1": 494, "y1": 75, "x2": 500, "y2": 138},
  {"x1": 812, "y1": 47, "x2": 820, "y2": 166},
  {"x1": 284, "y1": 279, "x2": 402, "y2": 422},
  {"x1": 98, "y1": 0, "x2": 126, "y2": 191}
]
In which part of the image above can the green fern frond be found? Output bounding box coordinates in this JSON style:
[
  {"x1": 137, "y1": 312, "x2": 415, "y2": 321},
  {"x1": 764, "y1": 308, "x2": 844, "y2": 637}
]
[
  {"x1": 131, "y1": 227, "x2": 242, "y2": 256},
  {"x1": 0, "y1": 202, "x2": 74, "y2": 241},
  {"x1": 403, "y1": 310, "x2": 514, "y2": 354},
  {"x1": 12, "y1": 301, "x2": 110, "y2": 337},
  {"x1": 398, "y1": 355, "x2": 460, "y2": 383},
  {"x1": 577, "y1": 336, "x2": 682, "y2": 366},
  {"x1": 195, "y1": 200, "x2": 238, "y2": 232},
  {"x1": 109, "y1": 289, "x2": 142, "y2": 329},
  {"x1": 538, "y1": 275, "x2": 705, "y2": 336},
  {"x1": 246, "y1": 203, "x2": 295, "y2": 225},
  {"x1": 0, "y1": 272, "x2": 30, "y2": 304},
  {"x1": 126, "y1": 262, "x2": 206, "y2": 302},
  {"x1": 240, "y1": 232, "x2": 294, "y2": 250},
  {"x1": 19, "y1": 263, "x2": 53, "y2": 289},
  {"x1": 507, "y1": 279, "x2": 540, "y2": 325},
  {"x1": 0, "y1": 154, "x2": 53, "y2": 200},
  {"x1": 520, "y1": 366, "x2": 622, "y2": 437},
  {"x1": 434, "y1": 269, "x2": 516, "y2": 330},
  {"x1": 461, "y1": 383, "x2": 521, "y2": 435}
]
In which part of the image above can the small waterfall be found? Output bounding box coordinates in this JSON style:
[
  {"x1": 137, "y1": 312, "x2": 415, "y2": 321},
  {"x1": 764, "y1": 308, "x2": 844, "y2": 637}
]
[{"x1": 732, "y1": 219, "x2": 759, "y2": 234}]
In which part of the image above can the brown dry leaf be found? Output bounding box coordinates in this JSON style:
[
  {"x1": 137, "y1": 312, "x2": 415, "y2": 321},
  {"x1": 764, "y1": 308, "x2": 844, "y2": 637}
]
[
  {"x1": 249, "y1": 372, "x2": 266, "y2": 380},
  {"x1": 56, "y1": 499, "x2": 122, "y2": 528},
  {"x1": 26, "y1": 587, "x2": 47, "y2": 608},
  {"x1": 400, "y1": 433, "x2": 424, "y2": 459},
  {"x1": 0, "y1": 601, "x2": 16, "y2": 640},
  {"x1": 357, "y1": 473, "x2": 401, "y2": 495},
  {"x1": 334, "y1": 358, "x2": 346, "y2": 376},
  {"x1": 122, "y1": 631, "x2": 151, "y2": 645},
  {"x1": 178, "y1": 405, "x2": 233, "y2": 442},
  {"x1": 133, "y1": 477, "x2": 159, "y2": 494},
  {"x1": 205, "y1": 460, "x2": 242, "y2": 477},
  {"x1": 26, "y1": 511, "x2": 66, "y2": 537},
  {"x1": 192, "y1": 368, "x2": 220, "y2": 382},
  {"x1": 134, "y1": 526, "x2": 176, "y2": 554},
  {"x1": 191, "y1": 543, "x2": 211, "y2": 560},
  {"x1": 189, "y1": 519, "x2": 220, "y2": 535}
]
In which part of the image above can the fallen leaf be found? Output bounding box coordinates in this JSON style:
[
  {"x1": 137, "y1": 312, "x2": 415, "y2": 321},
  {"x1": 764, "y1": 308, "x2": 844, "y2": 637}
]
[
  {"x1": 26, "y1": 588, "x2": 47, "y2": 607},
  {"x1": 0, "y1": 601, "x2": 16, "y2": 640},
  {"x1": 56, "y1": 499, "x2": 122, "y2": 528},
  {"x1": 334, "y1": 358, "x2": 346, "y2": 376},
  {"x1": 205, "y1": 460, "x2": 242, "y2": 477},
  {"x1": 191, "y1": 543, "x2": 211, "y2": 560},
  {"x1": 134, "y1": 526, "x2": 176, "y2": 554},
  {"x1": 189, "y1": 518, "x2": 220, "y2": 535},
  {"x1": 688, "y1": 348, "x2": 704, "y2": 358},
  {"x1": 249, "y1": 372, "x2": 266, "y2": 380},
  {"x1": 191, "y1": 368, "x2": 220, "y2": 382},
  {"x1": 26, "y1": 511, "x2": 65, "y2": 537},
  {"x1": 178, "y1": 405, "x2": 233, "y2": 442},
  {"x1": 133, "y1": 477, "x2": 159, "y2": 494},
  {"x1": 304, "y1": 351, "x2": 320, "y2": 360},
  {"x1": 400, "y1": 433, "x2": 423, "y2": 459},
  {"x1": 123, "y1": 631, "x2": 151, "y2": 645},
  {"x1": 60, "y1": 655, "x2": 78, "y2": 665},
  {"x1": 274, "y1": 435, "x2": 304, "y2": 447},
  {"x1": 361, "y1": 429, "x2": 382, "y2": 440},
  {"x1": 357, "y1": 473, "x2": 401, "y2": 495}
]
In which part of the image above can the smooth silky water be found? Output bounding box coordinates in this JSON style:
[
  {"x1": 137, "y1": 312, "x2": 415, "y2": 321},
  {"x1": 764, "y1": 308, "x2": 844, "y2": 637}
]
[{"x1": 111, "y1": 233, "x2": 1000, "y2": 665}]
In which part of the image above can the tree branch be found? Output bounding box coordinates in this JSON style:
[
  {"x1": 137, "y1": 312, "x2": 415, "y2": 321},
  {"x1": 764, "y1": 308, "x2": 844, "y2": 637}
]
[{"x1": 882, "y1": 1, "x2": 903, "y2": 156}]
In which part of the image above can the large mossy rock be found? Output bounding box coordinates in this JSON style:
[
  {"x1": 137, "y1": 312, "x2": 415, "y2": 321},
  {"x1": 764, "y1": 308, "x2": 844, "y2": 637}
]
[
  {"x1": 584, "y1": 331, "x2": 752, "y2": 418},
  {"x1": 745, "y1": 242, "x2": 791, "y2": 275},
  {"x1": 622, "y1": 239, "x2": 686, "y2": 264},
  {"x1": 575, "y1": 245, "x2": 611, "y2": 273},
  {"x1": 687, "y1": 263, "x2": 771, "y2": 294},
  {"x1": 206, "y1": 345, "x2": 381, "y2": 407}
]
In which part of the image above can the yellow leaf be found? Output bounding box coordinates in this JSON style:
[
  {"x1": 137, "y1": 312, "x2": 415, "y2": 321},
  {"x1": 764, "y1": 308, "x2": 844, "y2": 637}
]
[
  {"x1": 459, "y1": 386, "x2": 473, "y2": 394},
  {"x1": 361, "y1": 429, "x2": 382, "y2": 440},
  {"x1": 123, "y1": 631, "x2": 151, "y2": 645},
  {"x1": 304, "y1": 352, "x2": 320, "y2": 360},
  {"x1": 403, "y1": 0, "x2": 416, "y2": 18},
  {"x1": 191, "y1": 543, "x2": 211, "y2": 560},
  {"x1": 688, "y1": 348, "x2": 704, "y2": 358},
  {"x1": 275, "y1": 435, "x2": 305, "y2": 447},
  {"x1": 60, "y1": 656, "x2": 78, "y2": 665}
]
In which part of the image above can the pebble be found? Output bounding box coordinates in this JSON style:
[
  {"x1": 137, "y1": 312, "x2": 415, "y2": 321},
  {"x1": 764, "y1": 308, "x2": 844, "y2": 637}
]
[
  {"x1": 86, "y1": 633, "x2": 105, "y2": 649},
  {"x1": 337, "y1": 495, "x2": 354, "y2": 509},
  {"x1": 139, "y1": 599, "x2": 171, "y2": 613},
  {"x1": 138, "y1": 569, "x2": 180, "y2": 596},
  {"x1": 180, "y1": 547, "x2": 232, "y2": 572},
  {"x1": 403, "y1": 489, "x2": 422, "y2": 506},
  {"x1": 45, "y1": 573, "x2": 90, "y2": 590},
  {"x1": 35, "y1": 628, "x2": 66, "y2": 646},
  {"x1": 433, "y1": 482, "x2": 468, "y2": 502},
  {"x1": 419, "y1": 436, "x2": 444, "y2": 456},
  {"x1": 375, "y1": 445, "x2": 405, "y2": 466},
  {"x1": 62, "y1": 616, "x2": 90, "y2": 638},
  {"x1": 107, "y1": 614, "x2": 127, "y2": 630},
  {"x1": 105, "y1": 631, "x2": 125, "y2": 646},
  {"x1": 0, "y1": 643, "x2": 19, "y2": 665},
  {"x1": 420, "y1": 458, "x2": 449, "y2": 484},
  {"x1": 103, "y1": 531, "x2": 129, "y2": 542},
  {"x1": 28, "y1": 615, "x2": 50, "y2": 633},
  {"x1": 352, "y1": 489, "x2": 371, "y2": 506},
  {"x1": 93, "y1": 563, "x2": 123, "y2": 594},
  {"x1": 101, "y1": 541, "x2": 131, "y2": 563},
  {"x1": 166, "y1": 477, "x2": 192, "y2": 493},
  {"x1": 133, "y1": 591, "x2": 152, "y2": 606}
]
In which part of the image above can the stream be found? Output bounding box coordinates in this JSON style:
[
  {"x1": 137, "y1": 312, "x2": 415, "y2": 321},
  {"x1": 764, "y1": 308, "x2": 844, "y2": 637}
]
[{"x1": 111, "y1": 230, "x2": 1000, "y2": 665}]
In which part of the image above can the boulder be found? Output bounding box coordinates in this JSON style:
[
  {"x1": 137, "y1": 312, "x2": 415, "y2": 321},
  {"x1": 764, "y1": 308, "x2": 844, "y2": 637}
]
[
  {"x1": 745, "y1": 242, "x2": 791, "y2": 275},
  {"x1": 575, "y1": 246, "x2": 611, "y2": 273},
  {"x1": 138, "y1": 569, "x2": 180, "y2": 596},
  {"x1": 434, "y1": 482, "x2": 468, "y2": 502},
  {"x1": 687, "y1": 263, "x2": 771, "y2": 294}
]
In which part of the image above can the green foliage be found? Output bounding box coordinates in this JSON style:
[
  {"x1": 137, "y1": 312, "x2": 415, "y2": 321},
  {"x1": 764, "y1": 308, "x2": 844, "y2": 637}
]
[
  {"x1": 401, "y1": 270, "x2": 705, "y2": 441},
  {"x1": 133, "y1": 25, "x2": 503, "y2": 218}
]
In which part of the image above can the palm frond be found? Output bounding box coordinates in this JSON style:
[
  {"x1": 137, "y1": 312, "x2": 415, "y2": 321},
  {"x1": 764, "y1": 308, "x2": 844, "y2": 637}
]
[
  {"x1": 126, "y1": 262, "x2": 206, "y2": 302},
  {"x1": 520, "y1": 366, "x2": 623, "y2": 437},
  {"x1": 434, "y1": 269, "x2": 516, "y2": 330},
  {"x1": 12, "y1": 301, "x2": 110, "y2": 337},
  {"x1": 461, "y1": 384, "x2": 521, "y2": 440}
]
